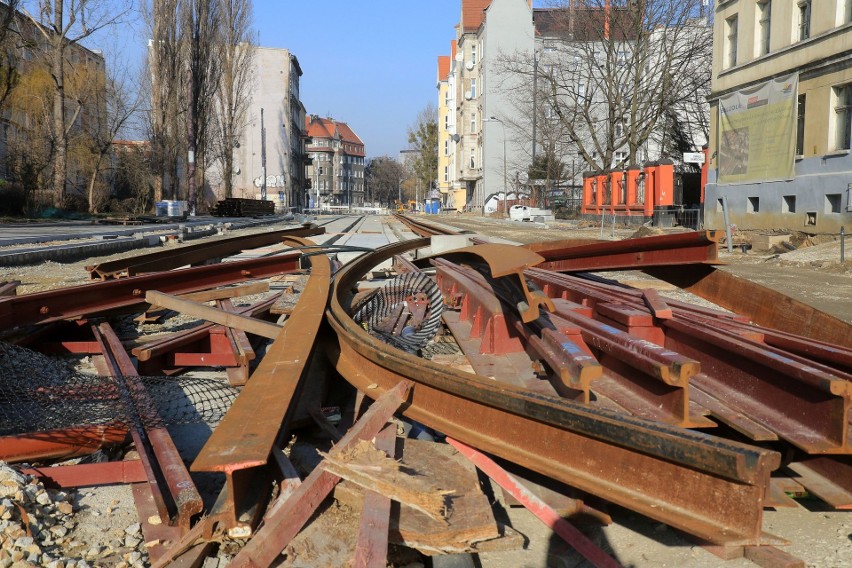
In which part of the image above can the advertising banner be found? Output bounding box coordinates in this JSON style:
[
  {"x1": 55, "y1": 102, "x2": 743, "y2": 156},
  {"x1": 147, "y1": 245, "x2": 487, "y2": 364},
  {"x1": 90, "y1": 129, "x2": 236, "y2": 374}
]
[{"x1": 718, "y1": 73, "x2": 797, "y2": 184}]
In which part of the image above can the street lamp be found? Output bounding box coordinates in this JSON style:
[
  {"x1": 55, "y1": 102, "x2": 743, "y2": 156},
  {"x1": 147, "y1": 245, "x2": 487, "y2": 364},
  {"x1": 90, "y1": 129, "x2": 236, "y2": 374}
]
[{"x1": 485, "y1": 116, "x2": 507, "y2": 204}]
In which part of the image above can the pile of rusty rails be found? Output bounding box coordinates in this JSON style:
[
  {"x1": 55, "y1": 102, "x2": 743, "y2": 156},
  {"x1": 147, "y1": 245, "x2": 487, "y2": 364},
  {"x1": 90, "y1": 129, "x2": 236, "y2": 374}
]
[{"x1": 0, "y1": 214, "x2": 849, "y2": 567}]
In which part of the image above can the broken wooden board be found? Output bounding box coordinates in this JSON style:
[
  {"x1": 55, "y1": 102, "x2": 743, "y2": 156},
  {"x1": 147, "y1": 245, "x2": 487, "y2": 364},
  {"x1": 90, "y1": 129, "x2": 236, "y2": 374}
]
[
  {"x1": 334, "y1": 439, "x2": 508, "y2": 555},
  {"x1": 320, "y1": 439, "x2": 454, "y2": 522}
]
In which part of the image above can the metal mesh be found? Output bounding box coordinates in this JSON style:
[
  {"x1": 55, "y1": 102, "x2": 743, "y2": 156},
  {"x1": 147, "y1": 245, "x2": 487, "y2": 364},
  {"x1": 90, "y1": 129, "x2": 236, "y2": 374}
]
[
  {"x1": 352, "y1": 273, "x2": 444, "y2": 353},
  {"x1": 0, "y1": 342, "x2": 238, "y2": 437}
]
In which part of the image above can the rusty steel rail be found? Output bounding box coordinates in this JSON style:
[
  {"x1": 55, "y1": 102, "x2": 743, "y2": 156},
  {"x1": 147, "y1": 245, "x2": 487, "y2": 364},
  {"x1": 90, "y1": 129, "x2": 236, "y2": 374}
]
[
  {"x1": 94, "y1": 322, "x2": 203, "y2": 532},
  {"x1": 326, "y1": 238, "x2": 780, "y2": 545},
  {"x1": 87, "y1": 224, "x2": 324, "y2": 279},
  {"x1": 393, "y1": 213, "x2": 463, "y2": 237},
  {"x1": 524, "y1": 231, "x2": 722, "y2": 272},
  {"x1": 191, "y1": 237, "x2": 331, "y2": 534},
  {"x1": 526, "y1": 268, "x2": 852, "y2": 454},
  {"x1": 0, "y1": 252, "x2": 302, "y2": 331},
  {"x1": 645, "y1": 265, "x2": 852, "y2": 347}
]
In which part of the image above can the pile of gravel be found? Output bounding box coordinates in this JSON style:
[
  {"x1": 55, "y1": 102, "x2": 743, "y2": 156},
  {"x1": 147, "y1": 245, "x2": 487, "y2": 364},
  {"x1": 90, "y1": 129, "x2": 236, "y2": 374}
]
[{"x1": 0, "y1": 464, "x2": 149, "y2": 568}]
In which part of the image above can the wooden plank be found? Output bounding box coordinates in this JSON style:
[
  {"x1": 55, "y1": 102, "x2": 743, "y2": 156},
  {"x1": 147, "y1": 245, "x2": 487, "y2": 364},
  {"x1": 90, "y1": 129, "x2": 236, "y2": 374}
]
[
  {"x1": 744, "y1": 546, "x2": 805, "y2": 568},
  {"x1": 228, "y1": 380, "x2": 412, "y2": 568},
  {"x1": 178, "y1": 281, "x2": 269, "y2": 303},
  {"x1": 145, "y1": 290, "x2": 282, "y2": 339},
  {"x1": 447, "y1": 437, "x2": 622, "y2": 568},
  {"x1": 352, "y1": 425, "x2": 396, "y2": 568}
]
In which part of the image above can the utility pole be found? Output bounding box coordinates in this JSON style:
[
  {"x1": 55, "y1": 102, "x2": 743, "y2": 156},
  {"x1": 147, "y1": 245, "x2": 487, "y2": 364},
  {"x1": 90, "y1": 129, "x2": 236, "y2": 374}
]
[
  {"x1": 532, "y1": 53, "x2": 538, "y2": 207},
  {"x1": 260, "y1": 108, "x2": 267, "y2": 201}
]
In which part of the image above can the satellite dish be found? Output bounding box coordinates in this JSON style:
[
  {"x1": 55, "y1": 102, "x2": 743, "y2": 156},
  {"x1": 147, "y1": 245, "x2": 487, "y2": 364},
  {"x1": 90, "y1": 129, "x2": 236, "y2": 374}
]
[
  {"x1": 465, "y1": 61, "x2": 474, "y2": 71},
  {"x1": 464, "y1": 91, "x2": 472, "y2": 100}
]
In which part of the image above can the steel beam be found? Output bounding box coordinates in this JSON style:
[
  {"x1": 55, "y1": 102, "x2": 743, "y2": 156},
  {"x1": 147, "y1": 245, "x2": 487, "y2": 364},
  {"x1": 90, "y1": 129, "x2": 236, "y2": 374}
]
[
  {"x1": 191, "y1": 238, "x2": 330, "y2": 533},
  {"x1": 526, "y1": 231, "x2": 722, "y2": 272},
  {"x1": 326, "y1": 239, "x2": 781, "y2": 545},
  {"x1": 87, "y1": 224, "x2": 324, "y2": 279},
  {"x1": 0, "y1": 252, "x2": 301, "y2": 331}
]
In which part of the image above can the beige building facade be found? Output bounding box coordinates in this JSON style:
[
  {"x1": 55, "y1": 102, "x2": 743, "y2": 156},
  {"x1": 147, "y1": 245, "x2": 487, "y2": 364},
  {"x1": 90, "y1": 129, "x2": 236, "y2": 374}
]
[{"x1": 706, "y1": 0, "x2": 852, "y2": 232}]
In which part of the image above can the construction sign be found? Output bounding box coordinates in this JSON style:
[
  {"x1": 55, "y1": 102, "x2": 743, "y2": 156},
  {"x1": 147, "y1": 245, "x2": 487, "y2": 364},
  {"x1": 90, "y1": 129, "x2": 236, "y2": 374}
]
[{"x1": 718, "y1": 73, "x2": 798, "y2": 184}]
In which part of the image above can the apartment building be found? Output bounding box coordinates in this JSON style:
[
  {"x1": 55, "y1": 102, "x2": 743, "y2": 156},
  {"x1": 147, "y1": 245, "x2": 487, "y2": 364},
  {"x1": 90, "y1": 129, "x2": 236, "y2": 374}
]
[
  {"x1": 304, "y1": 116, "x2": 366, "y2": 209},
  {"x1": 220, "y1": 48, "x2": 307, "y2": 211},
  {"x1": 706, "y1": 0, "x2": 852, "y2": 232},
  {"x1": 437, "y1": 55, "x2": 454, "y2": 205},
  {"x1": 443, "y1": 0, "x2": 534, "y2": 211}
]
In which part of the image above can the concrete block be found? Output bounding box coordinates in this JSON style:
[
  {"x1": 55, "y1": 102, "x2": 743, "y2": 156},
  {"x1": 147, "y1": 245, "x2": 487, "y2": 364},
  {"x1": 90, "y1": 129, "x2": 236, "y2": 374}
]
[
  {"x1": 752, "y1": 233, "x2": 792, "y2": 251},
  {"x1": 422, "y1": 235, "x2": 471, "y2": 257}
]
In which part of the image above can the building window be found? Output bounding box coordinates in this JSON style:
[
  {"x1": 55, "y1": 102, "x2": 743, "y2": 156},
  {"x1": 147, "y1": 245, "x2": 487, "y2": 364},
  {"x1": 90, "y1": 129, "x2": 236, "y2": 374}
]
[
  {"x1": 747, "y1": 196, "x2": 760, "y2": 213},
  {"x1": 757, "y1": 1, "x2": 771, "y2": 56},
  {"x1": 471, "y1": 78, "x2": 476, "y2": 99},
  {"x1": 826, "y1": 194, "x2": 842, "y2": 213},
  {"x1": 470, "y1": 148, "x2": 475, "y2": 169},
  {"x1": 614, "y1": 151, "x2": 627, "y2": 166},
  {"x1": 444, "y1": 166, "x2": 449, "y2": 182},
  {"x1": 725, "y1": 15, "x2": 738, "y2": 68},
  {"x1": 471, "y1": 44, "x2": 476, "y2": 65},
  {"x1": 796, "y1": 94, "x2": 806, "y2": 155},
  {"x1": 444, "y1": 139, "x2": 449, "y2": 155},
  {"x1": 834, "y1": 83, "x2": 852, "y2": 150},
  {"x1": 470, "y1": 112, "x2": 476, "y2": 133},
  {"x1": 783, "y1": 195, "x2": 796, "y2": 213},
  {"x1": 798, "y1": 1, "x2": 811, "y2": 41},
  {"x1": 444, "y1": 113, "x2": 449, "y2": 129}
]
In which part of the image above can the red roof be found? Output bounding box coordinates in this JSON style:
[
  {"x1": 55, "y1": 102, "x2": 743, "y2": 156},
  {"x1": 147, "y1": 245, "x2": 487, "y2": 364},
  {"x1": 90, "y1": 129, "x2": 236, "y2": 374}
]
[
  {"x1": 437, "y1": 56, "x2": 450, "y2": 82},
  {"x1": 461, "y1": 0, "x2": 491, "y2": 32},
  {"x1": 305, "y1": 116, "x2": 365, "y2": 157}
]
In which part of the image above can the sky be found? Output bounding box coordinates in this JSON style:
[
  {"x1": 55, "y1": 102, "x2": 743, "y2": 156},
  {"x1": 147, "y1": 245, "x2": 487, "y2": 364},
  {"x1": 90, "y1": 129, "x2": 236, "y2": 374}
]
[
  {"x1": 84, "y1": 0, "x2": 555, "y2": 159},
  {"x1": 91, "y1": 0, "x2": 464, "y2": 159}
]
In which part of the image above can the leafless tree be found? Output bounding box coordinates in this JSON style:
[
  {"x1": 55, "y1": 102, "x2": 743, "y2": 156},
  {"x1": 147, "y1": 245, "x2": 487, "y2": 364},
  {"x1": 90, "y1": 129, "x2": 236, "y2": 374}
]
[
  {"x1": 21, "y1": 0, "x2": 132, "y2": 208},
  {"x1": 503, "y1": 0, "x2": 710, "y2": 175},
  {"x1": 146, "y1": 0, "x2": 183, "y2": 202},
  {"x1": 0, "y1": 1, "x2": 22, "y2": 112},
  {"x1": 180, "y1": 0, "x2": 223, "y2": 213},
  {"x1": 84, "y1": 63, "x2": 143, "y2": 213},
  {"x1": 209, "y1": 0, "x2": 254, "y2": 199}
]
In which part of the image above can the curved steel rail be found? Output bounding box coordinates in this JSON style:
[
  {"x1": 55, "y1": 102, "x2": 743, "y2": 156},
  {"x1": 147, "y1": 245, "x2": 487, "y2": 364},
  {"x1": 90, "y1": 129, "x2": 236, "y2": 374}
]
[
  {"x1": 326, "y1": 238, "x2": 780, "y2": 545},
  {"x1": 393, "y1": 214, "x2": 461, "y2": 236}
]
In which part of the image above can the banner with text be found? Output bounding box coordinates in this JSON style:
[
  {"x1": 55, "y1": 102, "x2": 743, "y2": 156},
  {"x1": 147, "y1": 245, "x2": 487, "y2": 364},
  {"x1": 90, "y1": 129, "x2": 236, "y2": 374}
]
[{"x1": 718, "y1": 73, "x2": 797, "y2": 184}]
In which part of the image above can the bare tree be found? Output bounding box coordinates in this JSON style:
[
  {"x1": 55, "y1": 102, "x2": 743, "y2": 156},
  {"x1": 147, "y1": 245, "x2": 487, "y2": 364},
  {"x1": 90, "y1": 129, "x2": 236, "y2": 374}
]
[
  {"x1": 181, "y1": 0, "x2": 223, "y2": 213},
  {"x1": 0, "y1": 1, "x2": 22, "y2": 112},
  {"x1": 84, "y1": 64, "x2": 143, "y2": 213},
  {"x1": 406, "y1": 103, "x2": 438, "y2": 194},
  {"x1": 503, "y1": 1, "x2": 710, "y2": 175},
  {"x1": 146, "y1": 0, "x2": 183, "y2": 202},
  {"x1": 209, "y1": 0, "x2": 254, "y2": 199},
  {"x1": 21, "y1": 0, "x2": 132, "y2": 208}
]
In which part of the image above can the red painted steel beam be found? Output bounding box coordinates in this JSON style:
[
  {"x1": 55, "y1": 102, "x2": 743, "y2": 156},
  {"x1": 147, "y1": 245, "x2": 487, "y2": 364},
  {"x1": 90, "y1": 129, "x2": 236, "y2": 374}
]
[
  {"x1": 228, "y1": 380, "x2": 413, "y2": 568},
  {"x1": 447, "y1": 437, "x2": 622, "y2": 568},
  {"x1": 22, "y1": 460, "x2": 148, "y2": 487},
  {"x1": 526, "y1": 231, "x2": 722, "y2": 272},
  {"x1": 0, "y1": 425, "x2": 129, "y2": 463},
  {"x1": 0, "y1": 252, "x2": 301, "y2": 331},
  {"x1": 191, "y1": 238, "x2": 330, "y2": 533},
  {"x1": 87, "y1": 224, "x2": 324, "y2": 279},
  {"x1": 0, "y1": 280, "x2": 20, "y2": 296}
]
